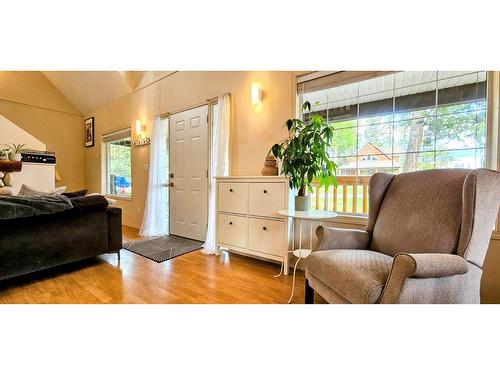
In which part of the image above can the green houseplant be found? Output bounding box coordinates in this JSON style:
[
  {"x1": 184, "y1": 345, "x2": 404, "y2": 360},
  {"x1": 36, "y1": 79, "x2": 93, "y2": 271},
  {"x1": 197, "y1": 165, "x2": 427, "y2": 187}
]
[
  {"x1": 6, "y1": 143, "x2": 27, "y2": 161},
  {"x1": 270, "y1": 101, "x2": 337, "y2": 211},
  {"x1": 0, "y1": 148, "x2": 10, "y2": 161}
]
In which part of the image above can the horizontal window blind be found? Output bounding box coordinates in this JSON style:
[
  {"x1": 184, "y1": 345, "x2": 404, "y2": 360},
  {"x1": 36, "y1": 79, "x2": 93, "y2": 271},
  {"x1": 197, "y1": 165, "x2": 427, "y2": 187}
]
[
  {"x1": 102, "y1": 128, "x2": 131, "y2": 143},
  {"x1": 297, "y1": 71, "x2": 395, "y2": 94}
]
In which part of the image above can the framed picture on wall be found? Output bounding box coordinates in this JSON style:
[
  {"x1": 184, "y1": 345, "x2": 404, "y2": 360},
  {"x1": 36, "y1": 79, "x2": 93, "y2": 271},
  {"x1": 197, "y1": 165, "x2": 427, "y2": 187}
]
[{"x1": 84, "y1": 117, "x2": 94, "y2": 147}]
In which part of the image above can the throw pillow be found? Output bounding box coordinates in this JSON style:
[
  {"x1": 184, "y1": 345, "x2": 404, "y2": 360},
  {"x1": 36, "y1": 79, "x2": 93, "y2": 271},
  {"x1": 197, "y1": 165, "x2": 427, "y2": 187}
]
[
  {"x1": 62, "y1": 189, "x2": 88, "y2": 198},
  {"x1": 18, "y1": 184, "x2": 67, "y2": 197}
]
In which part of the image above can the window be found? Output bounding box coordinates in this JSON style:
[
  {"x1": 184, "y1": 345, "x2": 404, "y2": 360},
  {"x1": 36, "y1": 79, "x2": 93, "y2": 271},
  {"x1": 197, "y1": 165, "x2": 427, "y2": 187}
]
[
  {"x1": 298, "y1": 71, "x2": 487, "y2": 214},
  {"x1": 102, "y1": 129, "x2": 132, "y2": 197}
]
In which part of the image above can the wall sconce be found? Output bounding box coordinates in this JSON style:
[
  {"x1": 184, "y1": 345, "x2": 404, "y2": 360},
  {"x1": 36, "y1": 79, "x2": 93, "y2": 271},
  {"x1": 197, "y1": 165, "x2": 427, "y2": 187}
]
[
  {"x1": 132, "y1": 119, "x2": 150, "y2": 146},
  {"x1": 251, "y1": 82, "x2": 263, "y2": 107},
  {"x1": 135, "y1": 119, "x2": 144, "y2": 136}
]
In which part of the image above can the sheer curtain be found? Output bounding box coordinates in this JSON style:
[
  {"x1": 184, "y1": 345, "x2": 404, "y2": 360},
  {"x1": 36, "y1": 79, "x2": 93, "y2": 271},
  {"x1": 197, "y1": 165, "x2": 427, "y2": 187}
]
[
  {"x1": 139, "y1": 116, "x2": 168, "y2": 237},
  {"x1": 202, "y1": 94, "x2": 230, "y2": 255}
]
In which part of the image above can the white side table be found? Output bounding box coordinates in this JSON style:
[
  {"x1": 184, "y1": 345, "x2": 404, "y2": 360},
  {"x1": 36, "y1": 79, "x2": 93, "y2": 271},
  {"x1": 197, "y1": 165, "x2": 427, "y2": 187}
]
[{"x1": 275, "y1": 209, "x2": 338, "y2": 303}]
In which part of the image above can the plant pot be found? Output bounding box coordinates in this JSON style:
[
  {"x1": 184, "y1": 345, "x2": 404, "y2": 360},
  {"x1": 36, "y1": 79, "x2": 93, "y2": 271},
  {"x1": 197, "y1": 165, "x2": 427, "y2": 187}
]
[
  {"x1": 9, "y1": 153, "x2": 22, "y2": 162},
  {"x1": 295, "y1": 195, "x2": 310, "y2": 211}
]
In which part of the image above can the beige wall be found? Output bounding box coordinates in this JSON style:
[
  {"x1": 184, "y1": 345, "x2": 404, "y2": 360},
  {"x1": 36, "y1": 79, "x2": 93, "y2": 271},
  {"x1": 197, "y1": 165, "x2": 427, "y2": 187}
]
[
  {"x1": 84, "y1": 71, "x2": 295, "y2": 228},
  {"x1": 84, "y1": 83, "x2": 159, "y2": 228},
  {"x1": 0, "y1": 71, "x2": 84, "y2": 191}
]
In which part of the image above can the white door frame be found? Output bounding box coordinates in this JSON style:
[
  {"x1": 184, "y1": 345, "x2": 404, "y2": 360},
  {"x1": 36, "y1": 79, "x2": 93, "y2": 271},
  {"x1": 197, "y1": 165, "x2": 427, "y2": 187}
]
[{"x1": 165, "y1": 101, "x2": 216, "y2": 240}]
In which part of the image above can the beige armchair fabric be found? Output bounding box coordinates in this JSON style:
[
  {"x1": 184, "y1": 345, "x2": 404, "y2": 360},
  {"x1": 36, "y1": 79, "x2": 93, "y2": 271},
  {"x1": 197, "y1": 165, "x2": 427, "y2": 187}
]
[{"x1": 305, "y1": 168, "x2": 500, "y2": 304}]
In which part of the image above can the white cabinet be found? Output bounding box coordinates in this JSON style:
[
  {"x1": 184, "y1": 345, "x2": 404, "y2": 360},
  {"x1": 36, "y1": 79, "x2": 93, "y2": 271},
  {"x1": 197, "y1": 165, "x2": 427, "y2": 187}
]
[{"x1": 215, "y1": 176, "x2": 291, "y2": 274}]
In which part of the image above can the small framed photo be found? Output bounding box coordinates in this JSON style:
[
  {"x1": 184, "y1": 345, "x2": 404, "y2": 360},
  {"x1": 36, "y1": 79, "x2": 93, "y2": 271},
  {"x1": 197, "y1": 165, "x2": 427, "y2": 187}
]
[{"x1": 84, "y1": 117, "x2": 94, "y2": 147}]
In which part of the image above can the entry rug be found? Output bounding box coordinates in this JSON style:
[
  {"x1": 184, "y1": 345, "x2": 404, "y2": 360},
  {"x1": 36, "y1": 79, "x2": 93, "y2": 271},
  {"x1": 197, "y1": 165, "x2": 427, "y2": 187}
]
[{"x1": 122, "y1": 235, "x2": 203, "y2": 263}]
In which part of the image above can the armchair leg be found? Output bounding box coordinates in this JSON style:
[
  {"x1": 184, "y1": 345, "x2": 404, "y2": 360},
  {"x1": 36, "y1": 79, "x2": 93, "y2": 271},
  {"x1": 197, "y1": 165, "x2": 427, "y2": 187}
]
[{"x1": 305, "y1": 279, "x2": 314, "y2": 304}]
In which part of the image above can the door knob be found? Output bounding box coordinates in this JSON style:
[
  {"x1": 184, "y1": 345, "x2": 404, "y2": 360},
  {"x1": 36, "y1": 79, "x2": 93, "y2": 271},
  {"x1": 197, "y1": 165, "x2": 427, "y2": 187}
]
[
  {"x1": 169, "y1": 182, "x2": 174, "y2": 187},
  {"x1": 229, "y1": 222, "x2": 233, "y2": 225},
  {"x1": 263, "y1": 189, "x2": 267, "y2": 193},
  {"x1": 263, "y1": 227, "x2": 267, "y2": 231},
  {"x1": 229, "y1": 188, "x2": 233, "y2": 192}
]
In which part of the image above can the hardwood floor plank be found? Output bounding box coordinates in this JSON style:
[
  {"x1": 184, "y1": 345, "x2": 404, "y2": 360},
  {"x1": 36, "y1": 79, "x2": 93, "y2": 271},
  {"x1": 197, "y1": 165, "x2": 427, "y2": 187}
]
[{"x1": 0, "y1": 226, "x2": 324, "y2": 304}]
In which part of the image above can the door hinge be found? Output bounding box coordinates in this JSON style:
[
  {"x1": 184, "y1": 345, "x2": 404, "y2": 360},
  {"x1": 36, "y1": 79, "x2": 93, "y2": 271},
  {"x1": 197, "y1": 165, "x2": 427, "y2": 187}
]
[{"x1": 206, "y1": 169, "x2": 208, "y2": 177}]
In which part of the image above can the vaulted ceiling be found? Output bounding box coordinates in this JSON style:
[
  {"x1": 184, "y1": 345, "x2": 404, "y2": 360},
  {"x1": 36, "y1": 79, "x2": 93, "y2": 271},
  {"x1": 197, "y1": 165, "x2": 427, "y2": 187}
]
[{"x1": 41, "y1": 71, "x2": 175, "y2": 114}]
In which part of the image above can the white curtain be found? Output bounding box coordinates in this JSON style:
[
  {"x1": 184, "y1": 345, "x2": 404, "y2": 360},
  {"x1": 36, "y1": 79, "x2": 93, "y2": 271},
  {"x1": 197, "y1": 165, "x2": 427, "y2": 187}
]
[
  {"x1": 139, "y1": 116, "x2": 168, "y2": 237},
  {"x1": 202, "y1": 94, "x2": 231, "y2": 255}
]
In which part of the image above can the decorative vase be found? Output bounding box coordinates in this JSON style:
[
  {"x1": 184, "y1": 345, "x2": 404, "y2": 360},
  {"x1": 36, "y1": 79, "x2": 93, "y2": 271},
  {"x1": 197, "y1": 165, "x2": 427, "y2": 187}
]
[
  {"x1": 295, "y1": 195, "x2": 310, "y2": 211},
  {"x1": 261, "y1": 155, "x2": 278, "y2": 176},
  {"x1": 9, "y1": 153, "x2": 22, "y2": 162}
]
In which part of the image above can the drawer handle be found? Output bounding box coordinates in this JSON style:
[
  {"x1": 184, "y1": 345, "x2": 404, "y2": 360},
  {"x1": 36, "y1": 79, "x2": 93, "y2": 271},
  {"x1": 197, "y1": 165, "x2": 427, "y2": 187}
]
[
  {"x1": 229, "y1": 222, "x2": 233, "y2": 225},
  {"x1": 229, "y1": 188, "x2": 233, "y2": 192},
  {"x1": 263, "y1": 189, "x2": 267, "y2": 193},
  {"x1": 263, "y1": 226, "x2": 267, "y2": 231}
]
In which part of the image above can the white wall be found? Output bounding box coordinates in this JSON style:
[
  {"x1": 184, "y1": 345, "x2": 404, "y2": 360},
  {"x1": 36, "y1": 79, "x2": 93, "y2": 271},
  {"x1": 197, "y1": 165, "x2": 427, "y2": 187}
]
[{"x1": 0, "y1": 114, "x2": 54, "y2": 194}]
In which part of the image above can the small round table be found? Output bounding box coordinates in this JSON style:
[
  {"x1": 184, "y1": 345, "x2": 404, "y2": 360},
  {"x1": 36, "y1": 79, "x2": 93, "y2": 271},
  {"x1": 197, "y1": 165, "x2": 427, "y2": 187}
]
[{"x1": 275, "y1": 209, "x2": 338, "y2": 303}]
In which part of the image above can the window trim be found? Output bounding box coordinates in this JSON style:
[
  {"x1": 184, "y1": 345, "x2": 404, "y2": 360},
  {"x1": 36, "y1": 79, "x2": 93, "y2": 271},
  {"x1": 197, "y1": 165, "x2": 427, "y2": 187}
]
[{"x1": 101, "y1": 128, "x2": 133, "y2": 199}]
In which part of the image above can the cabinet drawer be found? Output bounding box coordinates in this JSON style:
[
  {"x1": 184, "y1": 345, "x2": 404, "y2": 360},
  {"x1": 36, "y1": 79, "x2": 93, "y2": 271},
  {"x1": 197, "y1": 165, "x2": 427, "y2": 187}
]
[
  {"x1": 248, "y1": 218, "x2": 285, "y2": 257},
  {"x1": 218, "y1": 182, "x2": 248, "y2": 214},
  {"x1": 218, "y1": 214, "x2": 248, "y2": 248},
  {"x1": 248, "y1": 182, "x2": 285, "y2": 218}
]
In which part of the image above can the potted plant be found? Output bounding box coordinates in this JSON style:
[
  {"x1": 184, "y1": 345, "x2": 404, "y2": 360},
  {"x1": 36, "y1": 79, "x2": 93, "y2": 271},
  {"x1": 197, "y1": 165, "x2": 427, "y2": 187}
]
[
  {"x1": 0, "y1": 149, "x2": 9, "y2": 161},
  {"x1": 270, "y1": 101, "x2": 337, "y2": 211},
  {"x1": 7, "y1": 143, "x2": 26, "y2": 161}
]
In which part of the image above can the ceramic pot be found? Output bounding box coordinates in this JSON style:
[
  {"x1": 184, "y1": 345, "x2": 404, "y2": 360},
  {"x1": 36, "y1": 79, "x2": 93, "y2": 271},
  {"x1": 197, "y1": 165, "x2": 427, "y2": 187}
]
[
  {"x1": 295, "y1": 195, "x2": 310, "y2": 211},
  {"x1": 261, "y1": 155, "x2": 278, "y2": 176},
  {"x1": 9, "y1": 153, "x2": 22, "y2": 162}
]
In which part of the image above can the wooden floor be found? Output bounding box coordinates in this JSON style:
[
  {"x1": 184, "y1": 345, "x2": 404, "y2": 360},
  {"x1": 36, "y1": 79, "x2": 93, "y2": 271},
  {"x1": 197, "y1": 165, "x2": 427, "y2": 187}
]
[{"x1": 0, "y1": 226, "x2": 323, "y2": 304}]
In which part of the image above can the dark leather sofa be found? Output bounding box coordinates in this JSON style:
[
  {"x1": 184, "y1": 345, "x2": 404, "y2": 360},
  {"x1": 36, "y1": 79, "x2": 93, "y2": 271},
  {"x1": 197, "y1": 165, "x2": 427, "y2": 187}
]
[{"x1": 0, "y1": 195, "x2": 122, "y2": 281}]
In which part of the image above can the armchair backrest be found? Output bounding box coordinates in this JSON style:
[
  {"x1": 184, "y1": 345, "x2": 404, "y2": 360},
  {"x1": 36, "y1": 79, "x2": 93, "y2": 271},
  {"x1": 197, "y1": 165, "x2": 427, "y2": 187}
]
[{"x1": 367, "y1": 169, "x2": 500, "y2": 267}]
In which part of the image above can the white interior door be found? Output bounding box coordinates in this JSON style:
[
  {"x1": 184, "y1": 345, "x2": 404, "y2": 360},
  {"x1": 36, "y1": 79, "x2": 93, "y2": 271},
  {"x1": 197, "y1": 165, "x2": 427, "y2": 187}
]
[{"x1": 169, "y1": 105, "x2": 208, "y2": 241}]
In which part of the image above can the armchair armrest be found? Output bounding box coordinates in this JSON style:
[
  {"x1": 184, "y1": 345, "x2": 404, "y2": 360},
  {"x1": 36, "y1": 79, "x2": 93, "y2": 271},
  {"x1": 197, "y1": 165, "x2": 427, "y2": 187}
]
[
  {"x1": 377, "y1": 253, "x2": 469, "y2": 303},
  {"x1": 315, "y1": 226, "x2": 371, "y2": 251}
]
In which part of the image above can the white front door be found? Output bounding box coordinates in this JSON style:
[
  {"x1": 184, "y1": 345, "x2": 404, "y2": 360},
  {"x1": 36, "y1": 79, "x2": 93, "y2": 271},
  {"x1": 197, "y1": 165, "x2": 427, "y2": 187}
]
[{"x1": 169, "y1": 105, "x2": 208, "y2": 241}]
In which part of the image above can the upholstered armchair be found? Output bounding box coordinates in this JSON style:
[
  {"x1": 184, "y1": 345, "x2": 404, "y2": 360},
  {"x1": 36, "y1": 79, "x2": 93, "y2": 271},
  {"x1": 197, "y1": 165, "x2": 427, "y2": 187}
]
[{"x1": 305, "y1": 168, "x2": 500, "y2": 304}]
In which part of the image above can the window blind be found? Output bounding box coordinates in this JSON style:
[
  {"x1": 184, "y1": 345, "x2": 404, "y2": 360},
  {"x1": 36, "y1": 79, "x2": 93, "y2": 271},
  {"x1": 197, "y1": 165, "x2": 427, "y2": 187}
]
[
  {"x1": 297, "y1": 71, "x2": 395, "y2": 94},
  {"x1": 101, "y1": 128, "x2": 131, "y2": 143}
]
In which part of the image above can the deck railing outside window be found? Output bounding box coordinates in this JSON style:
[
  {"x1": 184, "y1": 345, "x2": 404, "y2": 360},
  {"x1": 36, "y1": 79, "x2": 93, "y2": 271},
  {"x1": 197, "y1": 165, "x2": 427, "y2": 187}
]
[{"x1": 310, "y1": 176, "x2": 370, "y2": 213}]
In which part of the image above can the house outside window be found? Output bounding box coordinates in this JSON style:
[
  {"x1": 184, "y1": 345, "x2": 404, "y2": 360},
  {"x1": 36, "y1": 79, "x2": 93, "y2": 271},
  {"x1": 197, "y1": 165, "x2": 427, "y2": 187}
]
[
  {"x1": 298, "y1": 71, "x2": 487, "y2": 214},
  {"x1": 102, "y1": 129, "x2": 132, "y2": 197}
]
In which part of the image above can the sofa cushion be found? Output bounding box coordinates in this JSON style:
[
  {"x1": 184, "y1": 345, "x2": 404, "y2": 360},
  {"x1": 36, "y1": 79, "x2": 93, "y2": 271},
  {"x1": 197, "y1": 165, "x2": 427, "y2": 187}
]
[
  {"x1": 306, "y1": 249, "x2": 393, "y2": 303},
  {"x1": 370, "y1": 169, "x2": 468, "y2": 257},
  {"x1": 69, "y1": 195, "x2": 108, "y2": 211},
  {"x1": 62, "y1": 189, "x2": 88, "y2": 198}
]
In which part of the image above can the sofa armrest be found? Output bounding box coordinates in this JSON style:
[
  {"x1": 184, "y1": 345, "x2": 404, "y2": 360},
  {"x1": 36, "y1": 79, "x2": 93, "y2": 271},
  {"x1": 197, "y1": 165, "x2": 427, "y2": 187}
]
[
  {"x1": 315, "y1": 226, "x2": 371, "y2": 251},
  {"x1": 377, "y1": 253, "x2": 469, "y2": 303},
  {"x1": 107, "y1": 207, "x2": 122, "y2": 253}
]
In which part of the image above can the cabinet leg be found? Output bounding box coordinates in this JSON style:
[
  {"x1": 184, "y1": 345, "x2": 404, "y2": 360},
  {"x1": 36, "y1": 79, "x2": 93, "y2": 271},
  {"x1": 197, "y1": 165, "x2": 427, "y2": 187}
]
[{"x1": 305, "y1": 279, "x2": 314, "y2": 304}]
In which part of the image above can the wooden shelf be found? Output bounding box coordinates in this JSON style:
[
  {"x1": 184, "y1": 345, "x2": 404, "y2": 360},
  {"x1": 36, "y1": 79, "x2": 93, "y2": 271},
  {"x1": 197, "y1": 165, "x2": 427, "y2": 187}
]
[{"x1": 0, "y1": 160, "x2": 22, "y2": 172}]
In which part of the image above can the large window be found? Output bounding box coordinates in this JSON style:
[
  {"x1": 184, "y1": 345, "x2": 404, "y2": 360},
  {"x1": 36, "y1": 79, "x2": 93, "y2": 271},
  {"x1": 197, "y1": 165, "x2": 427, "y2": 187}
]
[
  {"x1": 298, "y1": 71, "x2": 487, "y2": 214},
  {"x1": 102, "y1": 129, "x2": 132, "y2": 197}
]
